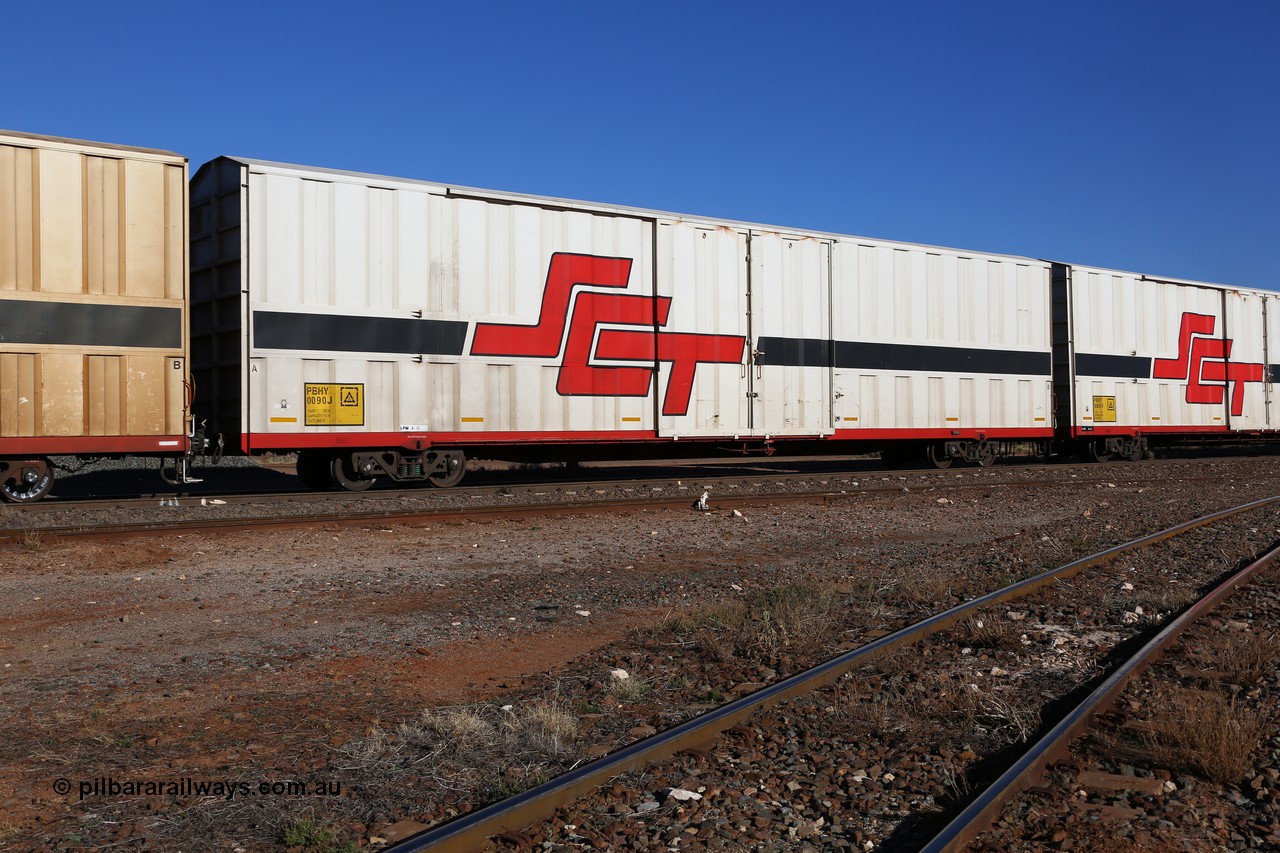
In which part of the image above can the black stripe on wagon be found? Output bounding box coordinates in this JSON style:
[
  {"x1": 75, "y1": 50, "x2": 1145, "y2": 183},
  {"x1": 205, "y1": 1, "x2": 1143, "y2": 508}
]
[
  {"x1": 0, "y1": 299, "x2": 181, "y2": 349},
  {"x1": 253, "y1": 311, "x2": 469, "y2": 356},
  {"x1": 756, "y1": 337, "x2": 1052, "y2": 376},
  {"x1": 1074, "y1": 353, "x2": 1153, "y2": 378},
  {"x1": 1270, "y1": 365, "x2": 1280, "y2": 384}
]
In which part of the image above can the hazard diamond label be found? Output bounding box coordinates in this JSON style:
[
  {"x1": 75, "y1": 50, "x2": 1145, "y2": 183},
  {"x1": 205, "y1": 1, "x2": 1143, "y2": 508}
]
[{"x1": 305, "y1": 383, "x2": 364, "y2": 426}]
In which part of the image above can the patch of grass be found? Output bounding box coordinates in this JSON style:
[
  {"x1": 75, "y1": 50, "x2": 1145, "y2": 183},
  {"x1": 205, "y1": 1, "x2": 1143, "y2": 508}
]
[
  {"x1": 516, "y1": 701, "x2": 579, "y2": 755},
  {"x1": 642, "y1": 580, "x2": 844, "y2": 665},
  {"x1": 665, "y1": 673, "x2": 690, "y2": 690},
  {"x1": 1206, "y1": 630, "x2": 1279, "y2": 686},
  {"x1": 281, "y1": 818, "x2": 354, "y2": 852},
  {"x1": 92, "y1": 732, "x2": 135, "y2": 749},
  {"x1": 608, "y1": 676, "x2": 652, "y2": 703},
  {"x1": 690, "y1": 603, "x2": 747, "y2": 662},
  {"x1": 658, "y1": 581, "x2": 843, "y2": 664},
  {"x1": 1132, "y1": 582, "x2": 1199, "y2": 617},
  {"x1": 1141, "y1": 688, "x2": 1267, "y2": 784},
  {"x1": 843, "y1": 664, "x2": 1038, "y2": 751},
  {"x1": 486, "y1": 766, "x2": 550, "y2": 799},
  {"x1": 953, "y1": 615, "x2": 1022, "y2": 651},
  {"x1": 346, "y1": 700, "x2": 581, "y2": 797},
  {"x1": 18, "y1": 530, "x2": 43, "y2": 549},
  {"x1": 893, "y1": 563, "x2": 955, "y2": 609}
]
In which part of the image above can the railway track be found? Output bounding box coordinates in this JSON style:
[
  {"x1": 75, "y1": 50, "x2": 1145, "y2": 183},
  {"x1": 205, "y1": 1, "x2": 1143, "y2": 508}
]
[
  {"x1": 0, "y1": 459, "x2": 1248, "y2": 545},
  {"x1": 381, "y1": 496, "x2": 1280, "y2": 852},
  {"x1": 6, "y1": 452, "x2": 1248, "y2": 515}
]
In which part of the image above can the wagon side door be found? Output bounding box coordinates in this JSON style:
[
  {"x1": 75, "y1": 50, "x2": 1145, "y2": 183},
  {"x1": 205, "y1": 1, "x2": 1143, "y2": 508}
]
[
  {"x1": 1222, "y1": 289, "x2": 1268, "y2": 431},
  {"x1": 655, "y1": 222, "x2": 751, "y2": 437},
  {"x1": 748, "y1": 231, "x2": 833, "y2": 437}
]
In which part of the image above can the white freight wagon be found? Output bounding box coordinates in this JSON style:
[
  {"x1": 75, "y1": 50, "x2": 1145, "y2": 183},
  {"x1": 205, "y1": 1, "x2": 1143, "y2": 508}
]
[
  {"x1": 188, "y1": 156, "x2": 1056, "y2": 489},
  {"x1": 1054, "y1": 262, "x2": 1276, "y2": 460}
]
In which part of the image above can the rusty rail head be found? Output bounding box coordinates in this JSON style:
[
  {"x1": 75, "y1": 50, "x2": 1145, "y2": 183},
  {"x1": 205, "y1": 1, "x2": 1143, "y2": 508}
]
[
  {"x1": 0, "y1": 490, "x2": 857, "y2": 545},
  {"x1": 386, "y1": 495, "x2": 1280, "y2": 853},
  {"x1": 920, "y1": 502, "x2": 1280, "y2": 853}
]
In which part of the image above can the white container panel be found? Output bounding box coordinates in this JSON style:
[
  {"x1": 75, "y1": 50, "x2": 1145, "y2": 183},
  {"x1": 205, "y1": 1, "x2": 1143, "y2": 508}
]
[
  {"x1": 429, "y1": 362, "x2": 458, "y2": 429},
  {"x1": 750, "y1": 231, "x2": 831, "y2": 436},
  {"x1": 1270, "y1": 298, "x2": 1280, "y2": 428},
  {"x1": 242, "y1": 159, "x2": 663, "y2": 441},
  {"x1": 256, "y1": 174, "x2": 303, "y2": 308},
  {"x1": 454, "y1": 203, "x2": 655, "y2": 434},
  {"x1": 831, "y1": 240, "x2": 1051, "y2": 433},
  {"x1": 1067, "y1": 266, "x2": 1266, "y2": 433},
  {"x1": 299, "y1": 178, "x2": 334, "y2": 306},
  {"x1": 1224, "y1": 290, "x2": 1269, "y2": 430},
  {"x1": 333, "y1": 183, "x2": 370, "y2": 308},
  {"x1": 656, "y1": 223, "x2": 750, "y2": 437}
]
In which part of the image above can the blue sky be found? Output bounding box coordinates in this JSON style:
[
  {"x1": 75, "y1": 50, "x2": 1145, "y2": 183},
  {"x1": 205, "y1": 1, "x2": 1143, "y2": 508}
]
[{"x1": 4, "y1": 1, "x2": 1276, "y2": 288}]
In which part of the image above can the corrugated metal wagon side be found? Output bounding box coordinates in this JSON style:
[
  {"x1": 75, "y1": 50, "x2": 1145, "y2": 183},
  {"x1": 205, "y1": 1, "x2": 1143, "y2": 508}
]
[
  {"x1": 0, "y1": 131, "x2": 191, "y2": 501},
  {"x1": 1056, "y1": 262, "x2": 1277, "y2": 460},
  {"x1": 827, "y1": 241, "x2": 1054, "y2": 468},
  {"x1": 189, "y1": 154, "x2": 1075, "y2": 491},
  {"x1": 190, "y1": 156, "x2": 689, "y2": 491}
]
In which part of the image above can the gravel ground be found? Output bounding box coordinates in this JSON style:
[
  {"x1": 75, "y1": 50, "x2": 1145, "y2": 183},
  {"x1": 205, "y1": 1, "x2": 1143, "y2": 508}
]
[
  {"x1": 971, "y1": 558, "x2": 1280, "y2": 852},
  {"x1": 1, "y1": 452, "x2": 1261, "y2": 530},
  {"x1": 0, "y1": 455, "x2": 1277, "y2": 851},
  {"x1": 498, "y1": 506, "x2": 1279, "y2": 852}
]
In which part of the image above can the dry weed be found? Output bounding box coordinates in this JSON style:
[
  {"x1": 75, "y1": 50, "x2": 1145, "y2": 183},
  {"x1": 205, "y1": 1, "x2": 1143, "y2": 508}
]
[
  {"x1": 692, "y1": 602, "x2": 750, "y2": 662},
  {"x1": 913, "y1": 672, "x2": 982, "y2": 730},
  {"x1": 645, "y1": 580, "x2": 843, "y2": 664},
  {"x1": 894, "y1": 563, "x2": 954, "y2": 609},
  {"x1": 607, "y1": 675, "x2": 653, "y2": 703},
  {"x1": 975, "y1": 693, "x2": 1039, "y2": 743},
  {"x1": 338, "y1": 700, "x2": 580, "y2": 799},
  {"x1": 953, "y1": 615, "x2": 1022, "y2": 651},
  {"x1": 1141, "y1": 688, "x2": 1267, "y2": 784},
  {"x1": 1131, "y1": 582, "x2": 1198, "y2": 617},
  {"x1": 1205, "y1": 630, "x2": 1279, "y2": 686}
]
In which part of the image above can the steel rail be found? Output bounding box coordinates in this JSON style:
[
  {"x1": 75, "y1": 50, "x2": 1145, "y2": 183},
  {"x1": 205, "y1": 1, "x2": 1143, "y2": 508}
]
[
  {"x1": 920, "y1": 511, "x2": 1280, "y2": 852},
  {"x1": 5, "y1": 455, "x2": 1228, "y2": 515},
  {"x1": 2, "y1": 470, "x2": 1229, "y2": 542},
  {"x1": 0, "y1": 488, "x2": 863, "y2": 545},
  {"x1": 384, "y1": 494, "x2": 1280, "y2": 853}
]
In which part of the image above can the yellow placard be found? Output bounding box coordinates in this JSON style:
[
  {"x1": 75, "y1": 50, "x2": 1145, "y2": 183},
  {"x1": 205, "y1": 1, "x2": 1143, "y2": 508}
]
[
  {"x1": 305, "y1": 383, "x2": 364, "y2": 426},
  {"x1": 1092, "y1": 395, "x2": 1117, "y2": 423}
]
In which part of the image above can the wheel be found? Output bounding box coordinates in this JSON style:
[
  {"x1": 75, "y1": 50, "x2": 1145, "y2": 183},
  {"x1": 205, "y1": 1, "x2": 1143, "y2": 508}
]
[
  {"x1": 1084, "y1": 440, "x2": 1112, "y2": 463},
  {"x1": 975, "y1": 442, "x2": 996, "y2": 468},
  {"x1": 1123, "y1": 439, "x2": 1146, "y2": 462},
  {"x1": 428, "y1": 451, "x2": 466, "y2": 488},
  {"x1": 0, "y1": 460, "x2": 54, "y2": 503},
  {"x1": 295, "y1": 450, "x2": 335, "y2": 490},
  {"x1": 331, "y1": 453, "x2": 376, "y2": 492},
  {"x1": 925, "y1": 442, "x2": 953, "y2": 469}
]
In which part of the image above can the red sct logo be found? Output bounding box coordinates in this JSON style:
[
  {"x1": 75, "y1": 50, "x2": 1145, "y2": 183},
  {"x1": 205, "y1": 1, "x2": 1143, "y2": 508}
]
[
  {"x1": 1152, "y1": 312, "x2": 1264, "y2": 416},
  {"x1": 469, "y1": 253, "x2": 746, "y2": 417}
]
